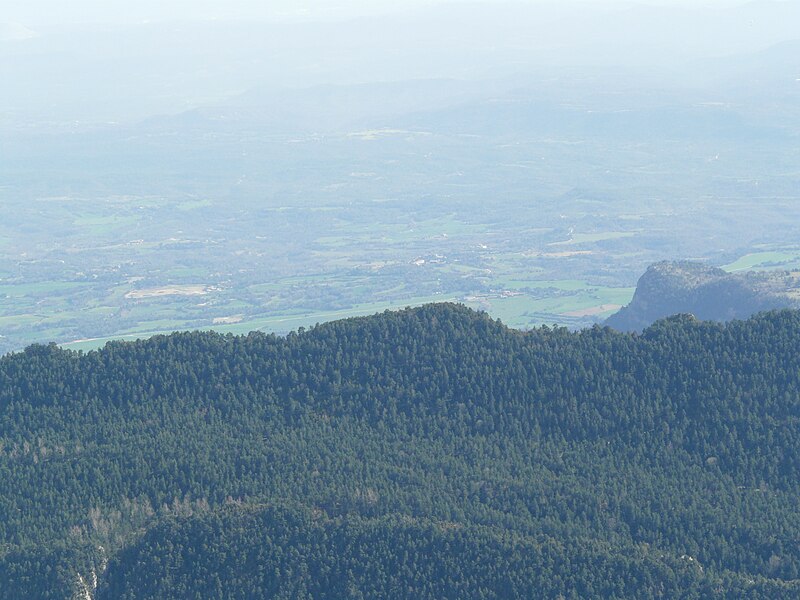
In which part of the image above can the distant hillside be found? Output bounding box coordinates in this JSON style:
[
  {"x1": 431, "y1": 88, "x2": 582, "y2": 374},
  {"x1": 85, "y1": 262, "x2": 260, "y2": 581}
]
[{"x1": 605, "y1": 261, "x2": 800, "y2": 331}]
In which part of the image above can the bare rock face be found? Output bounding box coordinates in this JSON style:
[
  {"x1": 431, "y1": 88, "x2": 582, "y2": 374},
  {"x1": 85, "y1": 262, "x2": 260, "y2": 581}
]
[{"x1": 605, "y1": 261, "x2": 800, "y2": 332}]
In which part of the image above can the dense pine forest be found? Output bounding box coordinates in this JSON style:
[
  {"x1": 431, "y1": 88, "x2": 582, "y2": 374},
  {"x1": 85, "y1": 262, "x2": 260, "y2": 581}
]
[{"x1": 2, "y1": 303, "x2": 800, "y2": 598}]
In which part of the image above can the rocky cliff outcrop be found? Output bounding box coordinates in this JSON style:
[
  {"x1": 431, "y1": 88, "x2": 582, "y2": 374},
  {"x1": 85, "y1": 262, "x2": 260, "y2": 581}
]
[{"x1": 605, "y1": 261, "x2": 800, "y2": 331}]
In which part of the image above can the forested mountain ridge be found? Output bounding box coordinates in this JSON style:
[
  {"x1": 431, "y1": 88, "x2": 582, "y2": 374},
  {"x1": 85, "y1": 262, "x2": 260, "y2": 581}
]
[
  {"x1": 2, "y1": 303, "x2": 800, "y2": 598},
  {"x1": 606, "y1": 260, "x2": 800, "y2": 331}
]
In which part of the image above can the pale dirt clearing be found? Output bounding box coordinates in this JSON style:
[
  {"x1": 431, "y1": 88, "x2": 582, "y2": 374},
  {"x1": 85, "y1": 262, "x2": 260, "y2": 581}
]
[
  {"x1": 213, "y1": 315, "x2": 244, "y2": 325},
  {"x1": 126, "y1": 285, "x2": 208, "y2": 299},
  {"x1": 527, "y1": 250, "x2": 594, "y2": 258}
]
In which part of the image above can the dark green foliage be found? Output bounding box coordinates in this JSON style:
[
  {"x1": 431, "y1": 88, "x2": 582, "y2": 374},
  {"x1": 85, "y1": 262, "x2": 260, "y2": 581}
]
[
  {"x1": 2, "y1": 304, "x2": 800, "y2": 598},
  {"x1": 0, "y1": 541, "x2": 100, "y2": 600},
  {"x1": 98, "y1": 505, "x2": 723, "y2": 600}
]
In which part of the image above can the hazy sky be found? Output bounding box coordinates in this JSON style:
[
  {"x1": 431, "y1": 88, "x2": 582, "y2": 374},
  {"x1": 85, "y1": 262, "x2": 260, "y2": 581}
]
[
  {"x1": 4, "y1": 0, "x2": 796, "y2": 125},
  {"x1": 5, "y1": 0, "x2": 757, "y2": 27}
]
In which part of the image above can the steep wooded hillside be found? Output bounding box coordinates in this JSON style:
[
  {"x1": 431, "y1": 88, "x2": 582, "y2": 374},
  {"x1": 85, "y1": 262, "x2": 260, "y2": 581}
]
[{"x1": 1, "y1": 304, "x2": 800, "y2": 598}]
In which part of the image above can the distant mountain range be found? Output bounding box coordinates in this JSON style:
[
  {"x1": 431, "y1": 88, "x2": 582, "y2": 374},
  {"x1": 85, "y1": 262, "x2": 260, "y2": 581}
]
[
  {"x1": 3, "y1": 1, "x2": 800, "y2": 127},
  {"x1": 606, "y1": 260, "x2": 800, "y2": 331}
]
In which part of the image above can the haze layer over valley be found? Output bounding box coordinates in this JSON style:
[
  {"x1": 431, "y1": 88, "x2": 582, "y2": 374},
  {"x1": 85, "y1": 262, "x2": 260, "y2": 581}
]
[{"x1": 2, "y1": 0, "x2": 800, "y2": 352}]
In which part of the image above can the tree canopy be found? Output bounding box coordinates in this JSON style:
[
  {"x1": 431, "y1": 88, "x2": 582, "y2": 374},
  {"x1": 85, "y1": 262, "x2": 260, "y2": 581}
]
[{"x1": 1, "y1": 304, "x2": 800, "y2": 598}]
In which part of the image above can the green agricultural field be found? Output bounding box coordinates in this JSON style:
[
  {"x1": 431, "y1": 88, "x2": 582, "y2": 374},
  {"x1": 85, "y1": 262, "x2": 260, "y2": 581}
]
[
  {"x1": 166, "y1": 267, "x2": 212, "y2": 278},
  {"x1": 463, "y1": 284, "x2": 636, "y2": 330},
  {"x1": 0, "y1": 281, "x2": 88, "y2": 298},
  {"x1": 550, "y1": 231, "x2": 636, "y2": 246},
  {"x1": 73, "y1": 214, "x2": 140, "y2": 235},
  {"x1": 0, "y1": 314, "x2": 43, "y2": 328},
  {"x1": 115, "y1": 319, "x2": 199, "y2": 335},
  {"x1": 313, "y1": 214, "x2": 483, "y2": 247},
  {"x1": 506, "y1": 279, "x2": 596, "y2": 291},
  {"x1": 177, "y1": 199, "x2": 214, "y2": 211},
  {"x1": 723, "y1": 251, "x2": 800, "y2": 272}
]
